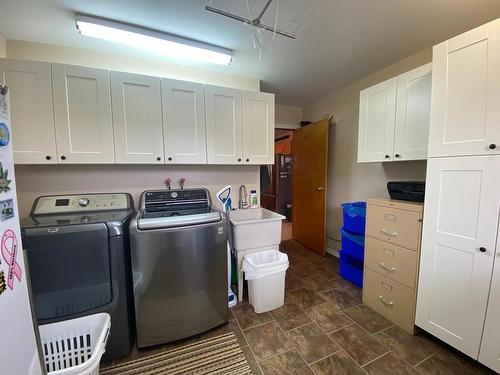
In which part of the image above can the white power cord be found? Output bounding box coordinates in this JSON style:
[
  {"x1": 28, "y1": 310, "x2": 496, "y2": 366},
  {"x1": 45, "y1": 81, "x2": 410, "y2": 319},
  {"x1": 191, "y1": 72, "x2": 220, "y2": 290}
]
[{"x1": 243, "y1": 0, "x2": 279, "y2": 61}]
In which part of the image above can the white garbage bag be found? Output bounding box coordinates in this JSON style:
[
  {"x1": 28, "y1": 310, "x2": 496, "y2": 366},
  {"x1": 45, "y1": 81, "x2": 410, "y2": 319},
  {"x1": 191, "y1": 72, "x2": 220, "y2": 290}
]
[{"x1": 242, "y1": 250, "x2": 289, "y2": 280}]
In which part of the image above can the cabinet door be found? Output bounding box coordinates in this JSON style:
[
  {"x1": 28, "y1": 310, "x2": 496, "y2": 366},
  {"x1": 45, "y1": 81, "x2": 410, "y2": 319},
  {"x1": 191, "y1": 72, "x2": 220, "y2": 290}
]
[
  {"x1": 479, "y1": 223, "x2": 500, "y2": 373},
  {"x1": 0, "y1": 59, "x2": 57, "y2": 163},
  {"x1": 358, "y1": 78, "x2": 397, "y2": 162},
  {"x1": 428, "y1": 19, "x2": 500, "y2": 157},
  {"x1": 52, "y1": 64, "x2": 114, "y2": 163},
  {"x1": 111, "y1": 71, "x2": 163, "y2": 163},
  {"x1": 162, "y1": 79, "x2": 206, "y2": 164},
  {"x1": 242, "y1": 91, "x2": 274, "y2": 165},
  {"x1": 394, "y1": 63, "x2": 432, "y2": 161},
  {"x1": 416, "y1": 156, "x2": 500, "y2": 358},
  {"x1": 205, "y1": 85, "x2": 242, "y2": 165}
]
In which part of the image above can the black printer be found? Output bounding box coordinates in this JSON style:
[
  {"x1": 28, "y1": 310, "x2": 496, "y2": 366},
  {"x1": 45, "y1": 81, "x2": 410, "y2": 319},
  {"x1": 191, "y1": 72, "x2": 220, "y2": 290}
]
[{"x1": 387, "y1": 181, "x2": 425, "y2": 202}]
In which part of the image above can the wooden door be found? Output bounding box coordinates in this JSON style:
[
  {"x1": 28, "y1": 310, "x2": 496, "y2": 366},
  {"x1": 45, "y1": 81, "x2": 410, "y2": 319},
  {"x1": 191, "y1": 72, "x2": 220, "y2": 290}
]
[
  {"x1": 111, "y1": 71, "x2": 164, "y2": 163},
  {"x1": 394, "y1": 63, "x2": 432, "y2": 161},
  {"x1": 52, "y1": 64, "x2": 115, "y2": 163},
  {"x1": 416, "y1": 156, "x2": 500, "y2": 358},
  {"x1": 358, "y1": 77, "x2": 397, "y2": 162},
  {"x1": 242, "y1": 90, "x2": 274, "y2": 165},
  {"x1": 162, "y1": 79, "x2": 206, "y2": 164},
  {"x1": 292, "y1": 119, "x2": 329, "y2": 255},
  {"x1": 428, "y1": 19, "x2": 500, "y2": 157},
  {"x1": 0, "y1": 59, "x2": 57, "y2": 163},
  {"x1": 205, "y1": 85, "x2": 243, "y2": 165}
]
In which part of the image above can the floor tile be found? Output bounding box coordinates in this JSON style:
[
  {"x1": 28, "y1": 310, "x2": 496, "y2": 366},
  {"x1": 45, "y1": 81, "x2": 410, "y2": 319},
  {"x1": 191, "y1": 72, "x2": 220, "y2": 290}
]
[
  {"x1": 287, "y1": 288, "x2": 326, "y2": 309},
  {"x1": 363, "y1": 352, "x2": 419, "y2": 374},
  {"x1": 321, "y1": 289, "x2": 361, "y2": 310},
  {"x1": 289, "y1": 263, "x2": 318, "y2": 278},
  {"x1": 415, "y1": 350, "x2": 495, "y2": 375},
  {"x1": 330, "y1": 278, "x2": 363, "y2": 298},
  {"x1": 306, "y1": 302, "x2": 353, "y2": 333},
  {"x1": 302, "y1": 275, "x2": 337, "y2": 292},
  {"x1": 344, "y1": 305, "x2": 393, "y2": 334},
  {"x1": 259, "y1": 349, "x2": 312, "y2": 375},
  {"x1": 243, "y1": 321, "x2": 293, "y2": 361},
  {"x1": 241, "y1": 345, "x2": 263, "y2": 375},
  {"x1": 280, "y1": 240, "x2": 302, "y2": 251},
  {"x1": 310, "y1": 350, "x2": 365, "y2": 375},
  {"x1": 330, "y1": 324, "x2": 389, "y2": 366},
  {"x1": 375, "y1": 326, "x2": 440, "y2": 366},
  {"x1": 232, "y1": 304, "x2": 273, "y2": 330},
  {"x1": 270, "y1": 303, "x2": 312, "y2": 332},
  {"x1": 286, "y1": 322, "x2": 340, "y2": 364},
  {"x1": 286, "y1": 272, "x2": 306, "y2": 292}
]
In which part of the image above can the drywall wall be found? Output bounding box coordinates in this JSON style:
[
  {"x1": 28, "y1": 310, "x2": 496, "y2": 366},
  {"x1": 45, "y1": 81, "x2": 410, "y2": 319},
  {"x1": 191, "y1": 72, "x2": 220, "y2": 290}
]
[
  {"x1": 15, "y1": 164, "x2": 259, "y2": 218},
  {"x1": 6, "y1": 39, "x2": 260, "y2": 91},
  {"x1": 303, "y1": 49, "x2": 431, "y2": 252},
  {"x1": 0, "y1": 35, "x2": 6, "y2": 58},
  {"x1": 275, "y1": 104, "x2": 302, "y2": 128}
]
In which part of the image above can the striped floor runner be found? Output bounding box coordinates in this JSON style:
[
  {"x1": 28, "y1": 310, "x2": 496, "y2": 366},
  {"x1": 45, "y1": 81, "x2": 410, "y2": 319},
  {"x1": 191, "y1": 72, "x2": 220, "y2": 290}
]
[{"x1": 100, "y1": 332, "x2": 251, "y2": 375}]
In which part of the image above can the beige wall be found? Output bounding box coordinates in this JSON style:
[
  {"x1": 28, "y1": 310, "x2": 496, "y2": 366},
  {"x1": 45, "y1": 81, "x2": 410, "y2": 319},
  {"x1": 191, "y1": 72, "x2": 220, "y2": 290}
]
[
  {"x1": 0, "y1": 35, "x2": 6, "y2": 58},
  {"x1": 6, "y1": 39, "x2": 260, "y2": 91},
  {"x1": 303, "y1": 49, "x2": 431, "y2": 251},
  {"x1": 275, "y1": 104, "x2": 302, "y2": 128},
  {"x1": 15, "y1": 164, "x2": 259, "y2": 218}
]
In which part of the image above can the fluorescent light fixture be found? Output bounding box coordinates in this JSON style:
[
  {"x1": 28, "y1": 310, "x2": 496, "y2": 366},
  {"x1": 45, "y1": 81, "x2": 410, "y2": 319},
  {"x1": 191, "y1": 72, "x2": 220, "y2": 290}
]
[{"x1": 75, "y1": 15, "x2": 232, "y2": 65}]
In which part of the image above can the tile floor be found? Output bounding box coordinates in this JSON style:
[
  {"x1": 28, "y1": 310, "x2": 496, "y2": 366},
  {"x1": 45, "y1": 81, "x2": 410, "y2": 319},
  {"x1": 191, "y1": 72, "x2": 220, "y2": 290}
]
[{"x1": 105, "y1": 240, "x2": 495, "y2": 374}]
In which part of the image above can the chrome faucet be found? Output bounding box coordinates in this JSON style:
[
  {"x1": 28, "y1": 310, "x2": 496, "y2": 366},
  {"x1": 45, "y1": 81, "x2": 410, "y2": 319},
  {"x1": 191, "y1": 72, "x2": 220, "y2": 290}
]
[{"x1": 239, "y1": 184, "x2": 248, "y2": 209}]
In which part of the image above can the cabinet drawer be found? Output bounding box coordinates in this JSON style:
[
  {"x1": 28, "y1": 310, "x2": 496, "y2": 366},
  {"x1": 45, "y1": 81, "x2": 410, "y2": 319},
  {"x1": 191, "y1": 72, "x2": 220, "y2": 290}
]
[
  {"x1": 363, "y1": 268, "x2": 416, "y2": 334},
  {"x1": 366, "y1": 204, "x2": 421, "y2": 250},
  {"x1": 365, "y1": 237, "x2": 419, "y2": 289}
]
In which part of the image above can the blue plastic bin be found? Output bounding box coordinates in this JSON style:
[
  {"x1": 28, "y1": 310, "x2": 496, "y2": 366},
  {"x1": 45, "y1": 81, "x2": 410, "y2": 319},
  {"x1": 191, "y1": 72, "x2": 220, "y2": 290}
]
[
  {"x1": 339, "y1": 252, "x2": 363, "y2": 288},
  {"x1": 341, "y1": 202, "x2": 366, "y2": 235},
  {"x1": 340, "y1": 227, "x2": 365, "y2": 262}
]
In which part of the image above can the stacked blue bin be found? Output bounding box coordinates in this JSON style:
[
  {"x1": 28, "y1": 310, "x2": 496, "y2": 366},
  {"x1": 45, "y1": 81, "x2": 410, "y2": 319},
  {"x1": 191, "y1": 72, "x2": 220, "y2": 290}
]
[{"x1": 339, "y1": 202, "x2": 366, "y2": 288}]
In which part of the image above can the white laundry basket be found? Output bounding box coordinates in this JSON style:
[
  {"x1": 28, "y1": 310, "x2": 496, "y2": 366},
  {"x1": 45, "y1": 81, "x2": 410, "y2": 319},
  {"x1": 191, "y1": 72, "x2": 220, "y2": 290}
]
[
  {"x1": 38, "y1": 313, "x2": 111, "y2": 375},
  {"x1": 242, "y1": 250, "x2": 289, "y2": 313}
]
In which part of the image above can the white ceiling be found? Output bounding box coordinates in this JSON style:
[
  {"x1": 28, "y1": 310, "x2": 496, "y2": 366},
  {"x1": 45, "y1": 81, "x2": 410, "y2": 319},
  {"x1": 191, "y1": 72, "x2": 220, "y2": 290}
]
[{"x1": 1, "y1": 0, "x2": 500, "y2": 106}]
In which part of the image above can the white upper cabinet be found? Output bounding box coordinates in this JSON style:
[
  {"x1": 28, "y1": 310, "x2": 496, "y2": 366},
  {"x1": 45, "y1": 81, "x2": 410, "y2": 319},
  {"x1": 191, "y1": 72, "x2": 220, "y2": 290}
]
[
  {"x1": 162, "y1": 79, "x2": 206, "y2": 164},
  {"x1": 52, "y1": 64, "x2": 115, "y2": 163},
  {"x1": 205, "y1": 85, "x2": 243, "y2": 164},
  {"x1": 428, "y1": 19, "x2": 500, "y2": 157},
  {"x1": 416, "y1": 156, "x2": 500, "y2": 358},
  {"x1": 111, "y1": 71, "x2": 163, "y2": 163},
  {"x1": 358, "y1": 78, "x2": 397, "y2": 162},
  {"x1": 0, "y1": 59, "x2": 57, "y2": 164},
  {"x1": 242, "y1": 91, "x2": 274, "y2": 165},
  {"x1": 394, "y1": 63, "x2": 432, "y2": 160}
]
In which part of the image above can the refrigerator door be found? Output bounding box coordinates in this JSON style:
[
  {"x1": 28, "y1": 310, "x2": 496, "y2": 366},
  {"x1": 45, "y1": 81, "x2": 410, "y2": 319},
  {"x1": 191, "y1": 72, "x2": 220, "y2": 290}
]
[{"x1": 0, "y1": 87, "x2": 43, "y2": 374}]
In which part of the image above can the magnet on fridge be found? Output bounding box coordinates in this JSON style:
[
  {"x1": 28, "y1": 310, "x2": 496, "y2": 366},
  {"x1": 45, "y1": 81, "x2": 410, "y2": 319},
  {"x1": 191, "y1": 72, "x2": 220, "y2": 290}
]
[
  {"x1": 0, "y1": 124, "x2": 10, "y2": 147},
  {"x1": 0, "y1": 271, "x2": 5, "y2": 295},
  {"x1": 0, "y1": 163, "x2": 11, "y2": 193},
  {"x1": 0, "y1": 199, "x2": 14, "y2": 221}
]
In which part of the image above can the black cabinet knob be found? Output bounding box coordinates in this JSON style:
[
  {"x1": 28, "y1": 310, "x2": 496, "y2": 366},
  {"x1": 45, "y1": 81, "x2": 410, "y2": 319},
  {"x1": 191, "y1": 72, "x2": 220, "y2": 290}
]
[
  {"x1": 168, "y1": 157, "x2": 172, "y2": 161},
  {"x1": 479, "y1": 247, "x2": 487, "y2": 253},
  {"x1": 60, "y1": 155, "x2": 66, "y2": 160},
  {"x1": 385, "y1": 155, "x2": 390, "y2": 159},
  {"x1": 246, "y1": 158, "x2": 250, "y2": 162},
  {"x1": 395, "y1": 154, "x2": 401, "y2": 158},
  {"x1": 237, "y1": 158, "x2": 242, "y2": 162},
  {"x1": 45, "y1": 155, "x2": 51, "y2": 160},
  {"x1": 489, "y1": 144, "x2": 497, "y2": 150},
  {"x1": 156, "y1": 156, "x2": 161, "y2": 161}
]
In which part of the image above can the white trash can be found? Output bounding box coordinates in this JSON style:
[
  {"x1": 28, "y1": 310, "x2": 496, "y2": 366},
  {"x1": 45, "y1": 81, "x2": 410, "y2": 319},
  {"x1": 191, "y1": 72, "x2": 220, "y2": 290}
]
[{"x1": 242, "y1": 250, "x2": 289, "y2": 313}]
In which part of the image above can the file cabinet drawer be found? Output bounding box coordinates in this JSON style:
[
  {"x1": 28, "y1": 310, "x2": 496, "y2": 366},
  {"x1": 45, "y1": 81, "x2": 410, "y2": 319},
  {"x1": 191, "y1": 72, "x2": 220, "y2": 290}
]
[
  {"x1": 363, "y1": 268, "x2": 416, "y2": 334},
  {"x1": 366, "y1": 204, "x2": 421, "y2": 250},
  {"x1": 365, "y1": 237, "x2": 419, "y2": 289}
]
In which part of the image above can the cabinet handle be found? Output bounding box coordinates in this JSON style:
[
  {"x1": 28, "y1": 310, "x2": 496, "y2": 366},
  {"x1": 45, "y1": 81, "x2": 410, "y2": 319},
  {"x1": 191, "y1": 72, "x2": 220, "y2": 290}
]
[
  {"x1": 168, "y1": 157, "x2": 172, "y2": 161},
  {"x1": 246, "y1": 158, "x2": 250, "y2": 162},
  {"x1": 385, "y1": 155, "x2": 390, "y2": 159},
  {"x1": 395, "y1": 154, "x2": 401, "y2": 158},
  {"x1": 156, "y1": 156, "x2": 161, "y2": 161},
  {"x1": 379, "y1": 296, "x2": 394, "y2": 307},
  {"x1": 479, "y1": 247, "x2": 487, "y2": 253},
  {"x1": 238, "y1": 158, "x2": 242, "y2": 162},
  {"x1": 489, "y1": 144, "x2": 497, "y2": 150},
  {"x1": 45, "y1": 155, "x2": 51, "y2": 160},
  {"x1": 60, "y1": 155, "x2": 66, "y2": 160},
  {"x1": 381, "y1": 228, "x2": 397, "y2": 237},
  {"x1": 380, "y1": 262, "x2": 396, "y2": 272}
]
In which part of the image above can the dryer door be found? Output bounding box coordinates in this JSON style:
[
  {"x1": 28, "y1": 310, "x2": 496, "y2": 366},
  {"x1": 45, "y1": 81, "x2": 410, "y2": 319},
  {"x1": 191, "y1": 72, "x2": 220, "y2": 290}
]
[{"x1": 23, "y1": 223, "x2": 112, "y2": 321}]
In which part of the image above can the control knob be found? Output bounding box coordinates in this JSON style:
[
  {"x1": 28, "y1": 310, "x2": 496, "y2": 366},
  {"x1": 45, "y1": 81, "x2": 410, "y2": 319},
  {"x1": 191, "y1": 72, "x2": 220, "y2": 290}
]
[{"x1": 79, "y1": 198, "x2": 90, "y2": 207}]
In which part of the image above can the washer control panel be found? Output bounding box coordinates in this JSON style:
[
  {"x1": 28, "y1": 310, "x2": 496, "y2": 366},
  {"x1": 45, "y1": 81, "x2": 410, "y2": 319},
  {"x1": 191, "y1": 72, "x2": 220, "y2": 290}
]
[{"x1": 33, "y1": 193, "x2": 130, "y2": 215}]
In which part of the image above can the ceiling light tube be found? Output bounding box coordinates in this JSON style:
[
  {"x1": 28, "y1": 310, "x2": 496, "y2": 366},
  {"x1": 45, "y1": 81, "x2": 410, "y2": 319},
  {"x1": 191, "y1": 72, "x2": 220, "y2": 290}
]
[{"x1": 75, "y1": 15, "x2": 232, "y2": 65}]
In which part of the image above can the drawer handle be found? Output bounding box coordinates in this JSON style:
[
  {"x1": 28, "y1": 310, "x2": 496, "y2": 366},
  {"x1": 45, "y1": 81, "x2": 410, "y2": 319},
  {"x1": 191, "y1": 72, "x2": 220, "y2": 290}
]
[
  {"x1": 380, "y1": 262, "x2": 396, "y2": 272},
  {"x1": 379, "y1": 296, "x2": 394, "y2": 307},
  {"x1": 381, "y1": 228, "x2": 398, "y2": 237}
]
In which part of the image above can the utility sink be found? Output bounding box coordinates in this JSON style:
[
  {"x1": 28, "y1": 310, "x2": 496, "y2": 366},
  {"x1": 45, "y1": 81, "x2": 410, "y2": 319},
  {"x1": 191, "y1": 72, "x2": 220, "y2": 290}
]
[{"x1": 229, "y1": 208, "x2": 286, "y2": 251}]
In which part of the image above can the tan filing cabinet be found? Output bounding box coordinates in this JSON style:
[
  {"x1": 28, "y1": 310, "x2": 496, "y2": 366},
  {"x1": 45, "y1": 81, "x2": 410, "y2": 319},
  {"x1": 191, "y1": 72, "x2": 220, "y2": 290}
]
[{"x1": 363, "y1": 198, "x2": 423, "y2": 334}]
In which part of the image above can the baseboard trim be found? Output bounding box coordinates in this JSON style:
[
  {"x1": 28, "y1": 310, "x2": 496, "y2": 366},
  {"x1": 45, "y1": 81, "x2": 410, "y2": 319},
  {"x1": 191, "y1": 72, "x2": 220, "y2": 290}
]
[{"x1": 326, "y1": 247, "x2": 339, "y2": 258}]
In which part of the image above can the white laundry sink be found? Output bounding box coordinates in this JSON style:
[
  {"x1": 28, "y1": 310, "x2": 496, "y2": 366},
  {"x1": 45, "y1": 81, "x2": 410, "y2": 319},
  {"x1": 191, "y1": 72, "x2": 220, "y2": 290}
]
[{"x1": 229, "y1": 208, "x2": 286, "y2": 251}]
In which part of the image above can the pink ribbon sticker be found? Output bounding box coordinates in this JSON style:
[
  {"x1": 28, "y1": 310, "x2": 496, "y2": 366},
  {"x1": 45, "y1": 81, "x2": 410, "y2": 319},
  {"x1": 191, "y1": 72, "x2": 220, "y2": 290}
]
[{"x1": 1, "y1": 229, "x2": 22, "y2": 290}]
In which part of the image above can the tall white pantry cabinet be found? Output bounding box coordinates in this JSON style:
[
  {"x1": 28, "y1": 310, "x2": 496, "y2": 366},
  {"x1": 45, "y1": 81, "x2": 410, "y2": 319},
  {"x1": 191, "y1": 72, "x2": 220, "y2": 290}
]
[{"x1": 416, "y1": 18, "x2": 500, "y2": 373}]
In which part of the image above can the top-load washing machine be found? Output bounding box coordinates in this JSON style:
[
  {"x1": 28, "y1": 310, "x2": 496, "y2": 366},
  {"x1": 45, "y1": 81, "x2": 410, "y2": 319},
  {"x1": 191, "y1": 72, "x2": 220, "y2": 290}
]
[{"x1": 21, "y1": 193, "x2": 135, "y2": 362}]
